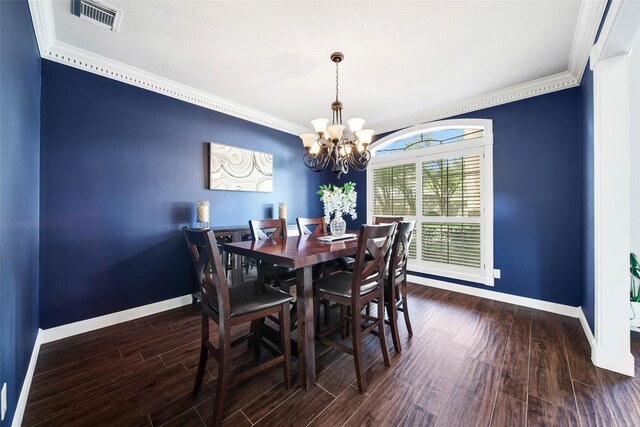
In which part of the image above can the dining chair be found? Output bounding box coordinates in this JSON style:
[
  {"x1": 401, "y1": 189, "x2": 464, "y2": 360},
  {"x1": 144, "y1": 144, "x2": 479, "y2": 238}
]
[
  {"x1": 358, "y1": 216, "x2": 404, "y2": 316},
  {"x1": 296, "y1": 216, "x2": 342, "y2": 330},
  {"x1": 183, "y1": 227, "x2": 293, "y2": 427},
  {"x1": 296, "y1": 217, "x2": 327, "y2": 236},
  {"x1": 384, "y1": 220, "x2": 416, "y2": 353},
  {"x1": 249, "y1": 218, "x2": 296, "y2": 291},
  {"x1": 313, "y1": 223, "x2": 397, "y2": 393}
]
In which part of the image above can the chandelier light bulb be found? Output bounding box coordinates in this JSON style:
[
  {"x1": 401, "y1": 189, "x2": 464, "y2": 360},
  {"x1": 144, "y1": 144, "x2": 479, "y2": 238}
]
[
  {"x1": 326, "y1": 124, "x2": 345, "y2": 141},
  {"x1": 355, "y1": 129, "x2": 374, "y2": 145},
  {"x1": 300, "y1": 133, "x2": 317, "y2": 149},
  {"x1": 311, "y1": 118, "x2": 329, "y2": 134},
  {"x1": 347, "y1": 118, "x2": 366, "y2": 133},
  {"x1": 310, "y1": 141, "x2": 321, "y2": 155}
]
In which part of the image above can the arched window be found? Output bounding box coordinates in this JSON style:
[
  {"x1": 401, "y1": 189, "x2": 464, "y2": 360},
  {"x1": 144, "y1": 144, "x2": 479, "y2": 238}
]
[{"x1": 367, "y1": 119, "x2": 494, "y2": 285}]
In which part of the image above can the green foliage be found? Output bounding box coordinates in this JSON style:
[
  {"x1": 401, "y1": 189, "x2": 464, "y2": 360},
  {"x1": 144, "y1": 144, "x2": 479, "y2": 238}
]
[
  {"x1": 631, "y1": 253, "x2": 640, "y2": 302},
  {"x1": 317, "y1": 182, "x2": 356, "y2": 197},
  {"x1": 316, "y1": 184, "x2": 333, "y2": 197}
]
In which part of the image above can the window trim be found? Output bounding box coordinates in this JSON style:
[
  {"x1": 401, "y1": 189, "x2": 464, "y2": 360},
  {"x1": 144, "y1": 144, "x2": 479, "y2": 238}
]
[{"x1": 366, "y1": 119, "x2": 494, "y2": 286}]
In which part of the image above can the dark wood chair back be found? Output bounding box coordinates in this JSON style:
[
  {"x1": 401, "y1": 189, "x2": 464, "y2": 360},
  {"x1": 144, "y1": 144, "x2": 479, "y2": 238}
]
[
  {"x1": 389, "y1": 221, "x2": 416, "y2": 282},
  {"x1": 352, "y1": 223, "x2": 397, "y2": 301},
  {"x1": 385, "y1": 220, "x2": 417, "y2": 353},
  {"x1": 183, "y1": 227, "x2": 230, "y2": 320},
  {"x1": 373, "y1": 216, "x2": 404, "y2": 225},
  {"x1": 296, "y1": 217, "x2": 327, "y2": 236},
  {"x1": 249, "y1": 218, "x2": 288, "y2": 241}
]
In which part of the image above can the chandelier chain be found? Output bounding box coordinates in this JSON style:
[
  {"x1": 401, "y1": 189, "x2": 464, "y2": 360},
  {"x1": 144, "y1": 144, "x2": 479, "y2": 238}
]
[{"x1": 335, "y1": 60, "x2": 339, "y2": 102}]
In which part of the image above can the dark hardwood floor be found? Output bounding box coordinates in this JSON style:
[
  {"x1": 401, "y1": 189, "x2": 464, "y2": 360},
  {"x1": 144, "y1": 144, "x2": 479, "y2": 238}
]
[{"x1": 23, "y1": 284, "x2": 640, "y2": 426}]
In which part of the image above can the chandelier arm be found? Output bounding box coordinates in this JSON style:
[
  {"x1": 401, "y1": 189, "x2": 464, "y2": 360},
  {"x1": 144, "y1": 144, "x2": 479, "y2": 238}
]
[
  {"x1": 303, "y1": 151, "x2": 333, "y2": 172},
  {"x1": 346, "y1": 149, "x2": 371, "y2": 171}
]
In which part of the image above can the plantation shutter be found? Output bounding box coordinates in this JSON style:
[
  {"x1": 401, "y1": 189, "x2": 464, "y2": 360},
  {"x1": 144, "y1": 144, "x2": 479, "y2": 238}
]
[
  {"x1": 421, "y1": 155, "x2": 481, "y2": 268},
  {"x1": 372, "y1": 164, "x2": 416, "y2": 216},
  {"x1": 372, "y1": 163, "x2": 417, "y2": 258}
]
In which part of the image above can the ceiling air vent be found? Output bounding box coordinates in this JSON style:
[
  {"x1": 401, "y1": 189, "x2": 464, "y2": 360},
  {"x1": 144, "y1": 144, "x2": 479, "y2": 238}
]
[{"x1": 74, "y1": 0, "x2": 122, "y2": 32}]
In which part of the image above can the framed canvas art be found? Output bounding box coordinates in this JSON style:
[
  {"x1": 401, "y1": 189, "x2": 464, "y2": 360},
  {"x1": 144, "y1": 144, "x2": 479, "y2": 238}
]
[{"x1": 209, "y1": 142, "x2": 273, "y2": 192}]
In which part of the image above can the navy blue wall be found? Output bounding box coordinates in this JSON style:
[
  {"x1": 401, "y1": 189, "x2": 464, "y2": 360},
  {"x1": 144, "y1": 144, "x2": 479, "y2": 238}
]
[
  {"x1": 40, "y1": 61, "x2": 329, "y2": 328},
  {"x1": 326, "y1": 168, "x2": 367, "y2": 230},
  {"x1": 382, "y1": 89, "x2": 583, "y2": 307},
  {"x1": 580, "y1": 65, "x2": 595, "y2": 332},
  {"x1": 0, "y1": 1, "x2": 41, "y2": 424}
]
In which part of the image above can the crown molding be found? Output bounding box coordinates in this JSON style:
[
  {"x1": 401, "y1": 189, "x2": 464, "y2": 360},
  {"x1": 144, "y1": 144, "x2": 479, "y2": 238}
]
[
  {"x1": 370, "y1": 71, "x2": 578, "y2": 134},
  {"x1": 28, "y1": 0, "x2": 606, "y2": 137},
  {"x1": 568, "y1": 0, "x2": 608, "y2": 82},
  {"x1": 29, "y1": 2, "x2": 307, "y2": 135},
  {"x1": 370, "y1": 0, "x2": 607, "y2": 134},
  {"x1": 43, "y1": 41, "x2": 309, "y2": 135},
  {"x1": 28, "y1": 0, "x2": 55, "y2": 56}
]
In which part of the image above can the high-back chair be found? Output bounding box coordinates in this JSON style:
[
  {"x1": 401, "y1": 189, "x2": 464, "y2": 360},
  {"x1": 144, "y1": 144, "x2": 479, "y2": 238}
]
[
  {"x1": 183, "y1": 227, "x2": 293, "y2": 426},
  {"x1": 296, "y1": 217, "x2": 327, "y2": 236},
  {"x1": 359, "y1": 216, "x2": 405, "y2": 281},
  {"x1": 385, "y1": 220, "x2": 416, "y2": 353},
  {"x1": 249, "y1": 219, "x2": 296, "y2": 291},
  {"x1": 300, "y1": 215, "x2": 358, "y2": 273},
  {"x1": 249, "y1": 218, "x2": 288, "y2": 240},
  {"x1": 297, "y1": 216, "x2": 342, "y2": 329},
  {"x1": 313, "y1": 223, "x2": 397, "y2": 393}
]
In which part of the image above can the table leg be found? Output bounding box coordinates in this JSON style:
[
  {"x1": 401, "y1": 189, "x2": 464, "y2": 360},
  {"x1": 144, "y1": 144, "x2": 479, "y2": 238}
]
[
  {"x1": 296, "y1": 265, "x2": 315, "y2": 389},
  {"x1": 248, "y1": 261, "x2": 268, "y2": 352},
  {"x1": 230, "y1": 231, "x2": 244, "y2": 286}
]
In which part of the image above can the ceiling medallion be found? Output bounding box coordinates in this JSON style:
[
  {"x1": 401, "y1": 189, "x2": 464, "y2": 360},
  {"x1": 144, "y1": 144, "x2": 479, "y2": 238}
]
[{"x1": 300, "y1": 52, "x2": 374, "y2": 178}]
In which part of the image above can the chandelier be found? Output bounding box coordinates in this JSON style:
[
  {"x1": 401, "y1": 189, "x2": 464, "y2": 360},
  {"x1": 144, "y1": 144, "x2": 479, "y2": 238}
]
[{"x1": 300, "y1": 52, "x2": 374, "y2": 178}]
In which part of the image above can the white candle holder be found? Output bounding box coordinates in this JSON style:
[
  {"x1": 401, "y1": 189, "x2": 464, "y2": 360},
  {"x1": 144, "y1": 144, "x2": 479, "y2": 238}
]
[{"x1": 196, "y1": 201, "x2": 210, "y2": 229}]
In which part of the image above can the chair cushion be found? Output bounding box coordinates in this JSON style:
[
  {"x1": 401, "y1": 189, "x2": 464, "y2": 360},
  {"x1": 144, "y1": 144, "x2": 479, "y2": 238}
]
[
  {"x1": 314, "y1": 271, "x2": 378, "y2": 299},
  {"x1": 210, "y1": 283, "x2": 293, "y2": 317},
  {"x1": 269, "y1": 264, "x2": 297, "y2": 282}
]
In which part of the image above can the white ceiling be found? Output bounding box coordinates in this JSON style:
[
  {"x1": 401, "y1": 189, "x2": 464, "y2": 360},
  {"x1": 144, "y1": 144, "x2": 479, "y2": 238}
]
[{"x1": 32, "y1": 0, "x2": 604, "y2": 134}]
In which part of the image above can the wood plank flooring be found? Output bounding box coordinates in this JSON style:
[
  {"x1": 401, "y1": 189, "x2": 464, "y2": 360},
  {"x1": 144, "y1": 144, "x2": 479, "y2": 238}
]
[{"x1": 23, "y1": 284, "x2": 640, "y2": 426}]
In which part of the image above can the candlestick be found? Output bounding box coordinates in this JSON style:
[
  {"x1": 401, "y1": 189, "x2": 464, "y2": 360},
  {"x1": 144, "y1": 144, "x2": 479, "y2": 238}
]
[
  {"x1": 196, "y1": 200, "x2": 210, "y2": 229},
  {"x1": 278, "y1": 202, "x2": 287, "y2": 221}
]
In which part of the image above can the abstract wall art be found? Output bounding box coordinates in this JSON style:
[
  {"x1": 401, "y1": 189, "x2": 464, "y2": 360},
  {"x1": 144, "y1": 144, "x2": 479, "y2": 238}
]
[{"x1": 208, "y1": 142, "x2": 273, "y2": 192}]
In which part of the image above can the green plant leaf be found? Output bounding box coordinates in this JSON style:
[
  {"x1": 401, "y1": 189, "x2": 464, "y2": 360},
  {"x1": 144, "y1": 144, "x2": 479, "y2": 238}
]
[{"x1": 631, "y1": 253, "x2": 640, "y2": 280}]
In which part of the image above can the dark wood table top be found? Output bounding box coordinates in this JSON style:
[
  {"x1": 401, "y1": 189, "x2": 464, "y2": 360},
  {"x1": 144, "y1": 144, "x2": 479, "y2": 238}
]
[
  {"x1": 224, "y1": 234, "x2": 358, "y2": 269},
  {"x1": 210, "y1": 224, "x2": 298, "y2": 233}
]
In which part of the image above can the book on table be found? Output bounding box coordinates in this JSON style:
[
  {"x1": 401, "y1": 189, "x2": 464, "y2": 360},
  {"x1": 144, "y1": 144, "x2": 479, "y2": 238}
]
[{"x1": 317, "y1": 233, "x2": 357, "y2": 243}]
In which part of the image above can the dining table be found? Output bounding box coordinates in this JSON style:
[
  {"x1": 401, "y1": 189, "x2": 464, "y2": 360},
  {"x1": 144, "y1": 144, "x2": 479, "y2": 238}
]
[{"x1": 223, "y1": 232, "x2": 360, "y2": 389}]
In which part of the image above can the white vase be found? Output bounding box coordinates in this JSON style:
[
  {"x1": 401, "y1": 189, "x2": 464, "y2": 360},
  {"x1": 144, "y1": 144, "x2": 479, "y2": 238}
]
[{"x1": 330, "y1": 212, "x2": 346, "y2": 237}]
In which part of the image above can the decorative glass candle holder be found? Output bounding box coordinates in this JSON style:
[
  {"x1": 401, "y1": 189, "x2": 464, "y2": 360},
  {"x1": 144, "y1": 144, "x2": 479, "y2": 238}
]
[
  {"x1": 278, "y1": 202, "x2": 287, "y2": 220},
  {"x1": 196, "y1": 200, "x2": 210, "y2": 229}
]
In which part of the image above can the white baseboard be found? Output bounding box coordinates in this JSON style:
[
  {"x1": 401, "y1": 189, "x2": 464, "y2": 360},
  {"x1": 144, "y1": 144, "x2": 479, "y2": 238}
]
[
  {"x1": 41, "y1": 294, "x2": 193, "y2": 343},
  {"x1": 9, "y1": 295, "x2": 193, "y2": 425},
  {"x1": 12, "y1": 328, "x2": 43, "y2": 427},
  {"x1": 592, "y1": 345, "x2": 635, "y2": 377},
  {"x1": 577, "y1": 306, "x2": 596, "y2": 352},
  {"x1": 408, "y1": 275, "x2": 582, "y2": 318},
  {"x1": 580, "y1": 305, "x2": 636, "y2": 376}
]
